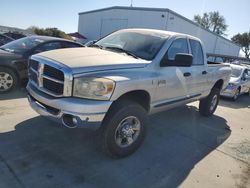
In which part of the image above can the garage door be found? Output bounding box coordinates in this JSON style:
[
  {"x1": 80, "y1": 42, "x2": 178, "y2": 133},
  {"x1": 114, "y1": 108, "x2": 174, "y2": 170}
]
[{"x1": 100, "y1": 19, "x2": 128, "y2": 38}]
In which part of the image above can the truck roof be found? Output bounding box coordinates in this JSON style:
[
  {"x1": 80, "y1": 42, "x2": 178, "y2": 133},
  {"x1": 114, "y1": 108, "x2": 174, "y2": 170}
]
[{"x1": 118, "y1": 28, "x2": 201, "y2": 42}]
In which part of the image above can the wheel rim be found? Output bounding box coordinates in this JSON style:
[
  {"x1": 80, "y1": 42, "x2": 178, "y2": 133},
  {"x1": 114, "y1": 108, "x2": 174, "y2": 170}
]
[
  {"x1": 0, "y1": 72, "x2": 14, "y2": 91},
  {"x1": 115, "y1": 116, "x2": 141, "y2": 148},
  {"x1": 210, "y1": 95, "x2": 218, "y2": 112}
]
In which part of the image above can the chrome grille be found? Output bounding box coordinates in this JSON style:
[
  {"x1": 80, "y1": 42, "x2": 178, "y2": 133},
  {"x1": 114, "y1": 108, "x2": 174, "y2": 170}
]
[
  {"x1": 43, "y1": 78, "x2": 64, "y2": 95},
  {"x1": 29, "y1": 59, "x2": 39, "y2": 71},
  {"x1": 28, "y1": 56, "x2": 73, "y2": 97},
  {"x1": 29, "y1": 60, "x2": 39, "y2": 85},
  {"x1": 44, "y1": 64, "x2": 64, "y2": 81}
]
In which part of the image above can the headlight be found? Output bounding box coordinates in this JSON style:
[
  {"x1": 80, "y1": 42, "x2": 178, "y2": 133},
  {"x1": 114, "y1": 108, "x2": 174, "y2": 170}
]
[
  {"x1": 73, "y1": 77, "x2": 115, "y2": 100},
  {"x1": 228, "y1": 83, "x2": 236, "y2": 87}
]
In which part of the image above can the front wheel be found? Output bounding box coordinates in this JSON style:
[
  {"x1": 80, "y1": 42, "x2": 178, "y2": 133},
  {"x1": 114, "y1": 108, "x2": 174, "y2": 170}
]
[
  {"x1": 232, "y1": 88, "x2": 240, "y2": 101},
  {"x1": 0, "y1": 67, "x2": 18, "y2": 93},
  {"x1": 100, "y1": 100, "x2": 148, "y2": 158},
  {"x1": 199, "y1": 88, "x2": 220, "y2": 117}
]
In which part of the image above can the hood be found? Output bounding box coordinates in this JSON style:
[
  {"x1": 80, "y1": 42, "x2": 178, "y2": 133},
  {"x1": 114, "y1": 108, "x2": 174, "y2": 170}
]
[
  {"x1": 37, "y1": 47, "x2": 150, "y2": 74},
  {"x1": 0, "y1": 49, "x2": 22, "y2": 59}
]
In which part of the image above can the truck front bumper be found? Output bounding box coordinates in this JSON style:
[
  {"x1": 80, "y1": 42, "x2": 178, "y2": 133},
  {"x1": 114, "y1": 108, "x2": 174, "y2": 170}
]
[{"x1": 27, "y1": 83, "x2": 112, "y2": 129}]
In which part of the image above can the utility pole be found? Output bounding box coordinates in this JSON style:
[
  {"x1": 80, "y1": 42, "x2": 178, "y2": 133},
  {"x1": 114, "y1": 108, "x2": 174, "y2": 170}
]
[{"x1": 130, "y1": 0, "x2": 133, "y2": 7}]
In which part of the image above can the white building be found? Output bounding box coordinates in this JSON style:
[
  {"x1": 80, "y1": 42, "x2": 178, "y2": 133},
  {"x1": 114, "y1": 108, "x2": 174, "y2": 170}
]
[{"x1": 78, "y1": 6, "x2": 240, "y2": 57}]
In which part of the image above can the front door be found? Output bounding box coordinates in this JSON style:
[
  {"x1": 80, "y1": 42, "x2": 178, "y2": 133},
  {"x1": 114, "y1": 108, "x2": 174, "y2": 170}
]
[{"x1": 155, "y1": 38, "x2": 191, "y2": 105}]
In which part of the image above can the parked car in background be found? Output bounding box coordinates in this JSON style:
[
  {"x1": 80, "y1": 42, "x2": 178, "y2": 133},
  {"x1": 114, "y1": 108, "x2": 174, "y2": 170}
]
[
  {"x1": 0, "y1": 36, "x2": 83, "y2": 93},
  {"x1": 0, "y1": 34, "x2": 14, "y2": 46},
  {"x1": 3, "y1": 32, "x2": 26, "y2": 40},
  {"x1": 26, "y1": 29, "x2": 231, "y2": 158},
  {"x1": 221, "y1": 64, "x2": 250, "y2": 100}
]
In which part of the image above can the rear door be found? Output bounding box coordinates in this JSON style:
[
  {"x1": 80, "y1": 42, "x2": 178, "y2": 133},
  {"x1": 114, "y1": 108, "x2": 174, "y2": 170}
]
[{"x1": 186, "y1": 39, "x2": 208, "y2": 96}]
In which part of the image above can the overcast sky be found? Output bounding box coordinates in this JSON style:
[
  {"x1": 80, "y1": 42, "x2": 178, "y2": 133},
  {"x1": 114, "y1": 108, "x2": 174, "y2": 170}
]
[{"x1": 1, "y1": 0, "x2": 249, "y2": 39}]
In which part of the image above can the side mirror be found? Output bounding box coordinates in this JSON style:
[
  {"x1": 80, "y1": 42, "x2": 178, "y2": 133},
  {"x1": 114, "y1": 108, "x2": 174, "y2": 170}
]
[
  {"x1": 160, "y1": 53, "x2": 193, "y2": 67},
  {"x1": 174, "y1": 53, "x2": 193, "y2": 67}
]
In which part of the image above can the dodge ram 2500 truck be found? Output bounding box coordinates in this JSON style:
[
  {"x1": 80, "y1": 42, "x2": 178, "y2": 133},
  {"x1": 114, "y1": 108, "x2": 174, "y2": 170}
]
[{"x1": 26, "y1": 29, "x2": 231, "y2": 158}]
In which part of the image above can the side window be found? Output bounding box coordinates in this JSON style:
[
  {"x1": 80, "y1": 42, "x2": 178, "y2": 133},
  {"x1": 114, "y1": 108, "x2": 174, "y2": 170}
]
[
  {"x1": 35, "y1": 42, "x2": 62, "y2": 53},
  {"x1": 190, "y1": 39, "x2": 204, "y2": 65},
  {"x1": 62, "y1": 42, "x2": 82, "y2": 48},
  {"x1": 165, "y1": 38, "x2": 188, "y2": 61}
]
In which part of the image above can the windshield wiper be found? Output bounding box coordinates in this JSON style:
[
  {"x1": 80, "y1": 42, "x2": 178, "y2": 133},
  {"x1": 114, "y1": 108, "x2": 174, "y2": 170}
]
[{"x1": 104, "y1": 46, "x2": 139, "y2": 59}]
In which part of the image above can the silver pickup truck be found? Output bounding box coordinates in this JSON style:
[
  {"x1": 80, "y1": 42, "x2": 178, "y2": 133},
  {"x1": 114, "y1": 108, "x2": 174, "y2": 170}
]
[{"x1": 26, "y1": 29, "x2": 231, "y2": 158}]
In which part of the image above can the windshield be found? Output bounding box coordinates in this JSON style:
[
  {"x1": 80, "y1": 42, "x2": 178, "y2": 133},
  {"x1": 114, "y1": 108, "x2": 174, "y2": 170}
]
[
  {"x1": 94, "y1": 30, "x2": 167, "y2": 60},
  {"x1": 0, "y1": 37, "x2": 44, "y2": 54},
  {"x1": 231, "y1": 67, "x2": 243, "y2": 77}
]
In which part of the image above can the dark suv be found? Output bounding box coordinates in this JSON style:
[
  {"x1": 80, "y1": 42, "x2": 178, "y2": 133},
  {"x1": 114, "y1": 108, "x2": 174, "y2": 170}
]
[{"x1": 0, "y1": 36, "x2": 83, "y2": 93}]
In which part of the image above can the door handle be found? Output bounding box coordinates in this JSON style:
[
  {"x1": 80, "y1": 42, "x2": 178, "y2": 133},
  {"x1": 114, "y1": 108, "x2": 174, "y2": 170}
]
[
  {"x1": 202, "y1": 71, "x2": 207, "y2": 75},
  {"x1": 183, "y1": 72, "x2": 191, "y2": 77}
]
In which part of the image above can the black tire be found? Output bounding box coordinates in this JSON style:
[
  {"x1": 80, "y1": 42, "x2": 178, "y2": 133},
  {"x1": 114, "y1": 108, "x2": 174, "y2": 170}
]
[
  {"x1": 232, "y1": 88, "x2": 240, "y2": 101},
  {"x1": 0, "y1": 67, "x2": 18, "y2": 93},
  {"x1": 100, "y1": 99, "x2": 148, "y2": 158},
  {"x1": 244, "y1": 88, "x2": 250, "y2": 96},
  {"x1": 199, "y1": 88, "x2": 220, "y2": 117}
]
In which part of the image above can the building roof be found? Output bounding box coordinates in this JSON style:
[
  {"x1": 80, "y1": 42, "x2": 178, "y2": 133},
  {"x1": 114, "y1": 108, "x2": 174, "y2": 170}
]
[
  {"x1": 78, "y1": 6, "x2": 169, "y2": 15},
  {"x1": 78, "y1": 6, "x2": 240, "y2": 47}
]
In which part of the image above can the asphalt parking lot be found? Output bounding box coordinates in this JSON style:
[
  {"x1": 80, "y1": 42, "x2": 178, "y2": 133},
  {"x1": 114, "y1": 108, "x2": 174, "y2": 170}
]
[{"x1": 0, "y1": 89, "x2": 250, "y2": 188}]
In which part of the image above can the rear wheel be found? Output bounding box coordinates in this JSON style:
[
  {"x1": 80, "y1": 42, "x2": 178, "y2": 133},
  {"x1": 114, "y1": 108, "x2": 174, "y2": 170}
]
[
  {"x1": 100, "y1": 100, "x2": 147, "y2": 158},
  {"x1": 0, "y1": 67, "x2": 18, "y2": 93},
  {"x1": 199, "y1": 88, "x2": 220, "y2": 117}
]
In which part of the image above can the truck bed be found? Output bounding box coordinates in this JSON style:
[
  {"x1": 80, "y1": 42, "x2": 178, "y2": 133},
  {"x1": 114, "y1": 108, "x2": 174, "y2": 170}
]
[{"x1": 207, "y1": 61, "x2": 229, "y2": 67}]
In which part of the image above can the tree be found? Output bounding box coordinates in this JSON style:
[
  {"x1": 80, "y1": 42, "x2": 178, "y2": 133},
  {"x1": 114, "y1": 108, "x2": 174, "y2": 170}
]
[
  {"x1": 194, "y1": 11, "x2": 228, "y2": 36},
  {"x1": 231, "y1": 32, "x2": 250, "y2": 59},
  {"x1": 28, "y1": 26, "x2": 72, "y2": 40}
]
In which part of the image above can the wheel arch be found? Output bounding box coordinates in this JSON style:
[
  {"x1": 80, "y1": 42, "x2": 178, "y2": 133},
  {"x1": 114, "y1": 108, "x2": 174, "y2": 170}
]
[
  {"x1": 111, "y1": 90, "x2": 151, "y2": 112},
  {"x1": 0, "y1": 65, "x2": 20, "y2": 79},
  {"x1": 213, "y1": 79, "x2": 224, "y2": 90}
]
